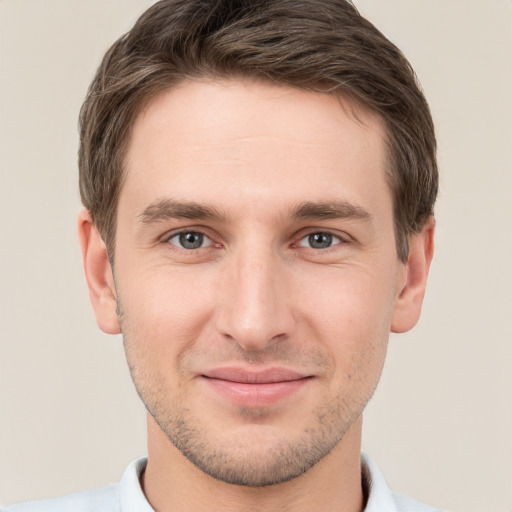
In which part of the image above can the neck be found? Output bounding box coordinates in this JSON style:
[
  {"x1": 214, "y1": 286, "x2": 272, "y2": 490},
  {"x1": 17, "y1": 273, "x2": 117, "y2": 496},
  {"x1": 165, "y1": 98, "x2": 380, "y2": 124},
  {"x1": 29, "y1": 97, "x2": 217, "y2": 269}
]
[{"x1": 142, "y1": 414, "x2": 365, "y2": 512}]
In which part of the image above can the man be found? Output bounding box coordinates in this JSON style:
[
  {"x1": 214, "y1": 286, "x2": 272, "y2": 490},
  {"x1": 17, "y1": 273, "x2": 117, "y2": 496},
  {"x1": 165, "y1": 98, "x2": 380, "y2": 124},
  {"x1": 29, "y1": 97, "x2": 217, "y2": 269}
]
[{"x1": 2, "y1": 0, "x2": 440, "y2": 511}]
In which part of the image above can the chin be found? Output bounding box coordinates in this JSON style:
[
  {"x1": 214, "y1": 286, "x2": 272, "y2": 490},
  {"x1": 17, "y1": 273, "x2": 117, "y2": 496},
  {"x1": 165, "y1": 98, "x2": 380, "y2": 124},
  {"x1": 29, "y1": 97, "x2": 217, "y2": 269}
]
[{"x1": 154, "y1": 409, "x2": 351, "y2": 487}]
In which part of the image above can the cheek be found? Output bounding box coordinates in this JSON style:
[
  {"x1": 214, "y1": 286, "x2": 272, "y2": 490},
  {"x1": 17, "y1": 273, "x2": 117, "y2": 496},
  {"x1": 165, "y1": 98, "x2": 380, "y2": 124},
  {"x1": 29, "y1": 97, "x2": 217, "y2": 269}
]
[
  {"x1": 298, "y1": 264, "x2": 397, "y2": 331},
  {"x1": 118, "y1": 267, "x2": 218, "y2": 357},
  {"x1": 296, "y1": 265, "x2": 396, "y2": 374}
]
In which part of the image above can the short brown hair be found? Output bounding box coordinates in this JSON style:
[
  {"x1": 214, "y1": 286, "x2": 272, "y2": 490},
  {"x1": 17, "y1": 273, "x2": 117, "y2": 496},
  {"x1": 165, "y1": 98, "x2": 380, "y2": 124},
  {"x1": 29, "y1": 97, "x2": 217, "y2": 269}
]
[{"x1": 79, "y1": 0, "x2": 437, "y2": 262}]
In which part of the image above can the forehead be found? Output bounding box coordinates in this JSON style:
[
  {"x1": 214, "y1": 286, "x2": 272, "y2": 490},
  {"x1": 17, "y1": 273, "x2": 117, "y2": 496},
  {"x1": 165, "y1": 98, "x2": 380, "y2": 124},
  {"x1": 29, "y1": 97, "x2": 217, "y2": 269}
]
[{"x1": 121, "y1": 79, "x2": 390, "y2": 220}]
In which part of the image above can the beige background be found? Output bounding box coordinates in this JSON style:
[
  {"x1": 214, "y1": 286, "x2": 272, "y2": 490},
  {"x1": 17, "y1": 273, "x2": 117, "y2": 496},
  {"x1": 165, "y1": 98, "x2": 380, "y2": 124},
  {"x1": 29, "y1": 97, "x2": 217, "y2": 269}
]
[{"x1": 1, "y1": 1, "x2": 511, "y2": 511}]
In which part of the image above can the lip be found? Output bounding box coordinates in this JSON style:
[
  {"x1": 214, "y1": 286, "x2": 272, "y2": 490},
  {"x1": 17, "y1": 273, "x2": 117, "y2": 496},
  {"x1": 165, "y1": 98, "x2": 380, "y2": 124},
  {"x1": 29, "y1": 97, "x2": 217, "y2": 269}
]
[{"x1": 200, "y1": 367, "x2": 312, "y2": 407}]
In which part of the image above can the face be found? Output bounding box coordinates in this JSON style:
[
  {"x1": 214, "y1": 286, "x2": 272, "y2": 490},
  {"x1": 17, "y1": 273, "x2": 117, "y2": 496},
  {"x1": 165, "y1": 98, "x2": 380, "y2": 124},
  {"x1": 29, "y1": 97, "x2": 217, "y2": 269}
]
[{"x1": 110, "y1": 79, "x2": 407, "y2": 486}]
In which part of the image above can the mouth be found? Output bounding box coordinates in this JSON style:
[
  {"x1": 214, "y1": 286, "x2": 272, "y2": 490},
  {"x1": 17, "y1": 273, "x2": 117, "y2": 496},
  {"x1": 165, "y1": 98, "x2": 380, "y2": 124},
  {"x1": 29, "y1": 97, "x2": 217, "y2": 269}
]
[{"x1": 200, "y1": 367, "x2": 313, "y2": 407}]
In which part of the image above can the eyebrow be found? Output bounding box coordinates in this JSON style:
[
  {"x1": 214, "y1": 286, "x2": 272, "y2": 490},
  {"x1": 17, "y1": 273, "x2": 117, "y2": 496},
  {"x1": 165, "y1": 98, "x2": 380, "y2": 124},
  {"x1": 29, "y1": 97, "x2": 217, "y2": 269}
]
[
  {"x1": 138, "y1": 199, "x2": 226, "y2": 224},
  {"x1": 138, "y1": 198, "x2": 371, "y2": 225},
  {"x1": 290, "y1": 200, "x2": 372, "y2": 222}
]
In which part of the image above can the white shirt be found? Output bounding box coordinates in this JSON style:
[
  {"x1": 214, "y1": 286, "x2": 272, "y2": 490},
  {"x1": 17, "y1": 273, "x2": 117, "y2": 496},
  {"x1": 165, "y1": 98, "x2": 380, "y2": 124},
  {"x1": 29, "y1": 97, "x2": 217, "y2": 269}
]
[{"x1": 1, "y1": 454, "x2": 444, "y2": 511}]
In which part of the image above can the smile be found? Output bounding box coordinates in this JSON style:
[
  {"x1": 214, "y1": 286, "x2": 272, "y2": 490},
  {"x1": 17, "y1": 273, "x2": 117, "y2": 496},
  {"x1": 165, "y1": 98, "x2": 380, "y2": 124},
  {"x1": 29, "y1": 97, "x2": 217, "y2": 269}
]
[{"x1": 200, "y1": 367, "x2": 313, "y2": 408}]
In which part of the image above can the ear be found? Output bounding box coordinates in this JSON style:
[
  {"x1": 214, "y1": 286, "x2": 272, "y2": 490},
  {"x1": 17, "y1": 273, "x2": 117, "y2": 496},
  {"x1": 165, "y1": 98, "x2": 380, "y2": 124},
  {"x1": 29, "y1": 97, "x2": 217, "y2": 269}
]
[
  {"x1": 391, "y1": 216, "x2": 435, "y2": 333},
  {"x1": 77, "y1": 209, "x2": 121, "y2": 335}
]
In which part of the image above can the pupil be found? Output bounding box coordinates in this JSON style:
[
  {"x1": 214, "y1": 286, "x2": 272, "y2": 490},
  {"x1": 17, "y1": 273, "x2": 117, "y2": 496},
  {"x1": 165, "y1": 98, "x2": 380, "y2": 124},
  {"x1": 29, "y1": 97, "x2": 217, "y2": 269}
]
[
  {"x1": 309, "y1": 233, "x2": 332, "y2": 249},
  {"x1": 180, "y1": 232, "x2": 203, "y2": 249}
]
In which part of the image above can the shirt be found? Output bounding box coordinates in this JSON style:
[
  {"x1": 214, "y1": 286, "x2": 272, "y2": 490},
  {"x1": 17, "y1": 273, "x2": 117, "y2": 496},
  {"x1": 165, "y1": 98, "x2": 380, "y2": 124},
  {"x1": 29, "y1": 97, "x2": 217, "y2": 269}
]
[{"x1": 1, "y1": 454, "x2": 444, "y2": 511}]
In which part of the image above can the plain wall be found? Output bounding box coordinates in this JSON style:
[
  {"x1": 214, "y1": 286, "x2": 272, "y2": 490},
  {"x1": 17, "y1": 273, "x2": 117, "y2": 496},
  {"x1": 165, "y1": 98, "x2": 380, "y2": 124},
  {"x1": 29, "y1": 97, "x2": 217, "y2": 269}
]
[{"x1": 1, "y1": 1, "x2": 511, "y2": 511}]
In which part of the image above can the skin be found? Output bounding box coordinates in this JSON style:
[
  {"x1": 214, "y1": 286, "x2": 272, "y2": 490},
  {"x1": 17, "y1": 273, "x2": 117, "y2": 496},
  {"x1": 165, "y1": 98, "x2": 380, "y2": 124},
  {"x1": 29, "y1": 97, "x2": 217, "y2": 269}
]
[{"x1": 79, "y1": 79, "x2": 434, "y2": 512}]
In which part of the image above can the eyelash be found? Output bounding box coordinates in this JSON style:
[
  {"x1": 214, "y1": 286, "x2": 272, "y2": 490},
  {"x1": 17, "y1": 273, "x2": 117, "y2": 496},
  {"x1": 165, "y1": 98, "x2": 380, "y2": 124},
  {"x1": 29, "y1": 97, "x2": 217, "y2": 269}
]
[
  {"x1": 164, "y1": 229, "x2": 348, "y2": 252},
  {"x1": 166, "y1": 230, "x2": 217, "y2": 250},
  {"x1": 296, "y1": 232, "x2": 344, "y2": 250}
]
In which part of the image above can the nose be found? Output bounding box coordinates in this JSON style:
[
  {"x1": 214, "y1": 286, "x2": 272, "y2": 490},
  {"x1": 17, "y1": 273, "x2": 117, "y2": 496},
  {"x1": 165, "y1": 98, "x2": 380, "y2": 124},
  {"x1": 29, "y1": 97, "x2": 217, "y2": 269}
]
[{"x1": 214, "y1": 246, "x2": 295, "y2": 351}]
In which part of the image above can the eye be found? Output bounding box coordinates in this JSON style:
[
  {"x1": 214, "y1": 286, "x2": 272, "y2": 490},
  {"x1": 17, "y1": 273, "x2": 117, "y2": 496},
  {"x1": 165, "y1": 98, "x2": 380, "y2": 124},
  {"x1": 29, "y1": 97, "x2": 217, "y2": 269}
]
[
  {"x1": 298, "y1": 232, "x2": 342, "y2": 249},
  {"x1": 168, "y1": 231, "x2": 212, "y2": 250}
]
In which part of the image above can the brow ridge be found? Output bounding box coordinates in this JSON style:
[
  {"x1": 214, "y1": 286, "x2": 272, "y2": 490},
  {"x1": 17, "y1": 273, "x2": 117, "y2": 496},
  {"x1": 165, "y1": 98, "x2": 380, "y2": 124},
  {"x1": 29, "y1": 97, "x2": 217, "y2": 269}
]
[
  {"x1": 290, "y1": 200, "x2": 372, "y2": 221},
  {"x1": 138, "y1": 198, "x2": 371, "y2": 225},
  {"x1": 139, "y1": 199, "x2": 226, "y2": 224}
]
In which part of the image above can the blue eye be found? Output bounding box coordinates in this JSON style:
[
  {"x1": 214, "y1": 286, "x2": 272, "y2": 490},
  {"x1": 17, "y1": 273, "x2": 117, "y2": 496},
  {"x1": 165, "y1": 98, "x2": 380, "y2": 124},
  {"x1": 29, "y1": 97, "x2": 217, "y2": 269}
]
[
  {"x1": 299, "y1": 232, "x2": 341, "y2": 249},
  {"x1": 168, "y1": 231, "x2": 211, "y2": 250}
]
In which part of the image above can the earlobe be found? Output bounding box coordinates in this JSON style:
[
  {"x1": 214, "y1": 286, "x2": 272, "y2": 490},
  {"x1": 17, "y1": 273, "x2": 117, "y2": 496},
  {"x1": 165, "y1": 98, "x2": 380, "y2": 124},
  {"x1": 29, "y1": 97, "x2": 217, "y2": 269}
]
[
  {"x1": 391, "y1": 216, "x2": 435, "y2": 333},
  {"x1": 77, "y1": 209, "x2": 121, "y2": 335}
]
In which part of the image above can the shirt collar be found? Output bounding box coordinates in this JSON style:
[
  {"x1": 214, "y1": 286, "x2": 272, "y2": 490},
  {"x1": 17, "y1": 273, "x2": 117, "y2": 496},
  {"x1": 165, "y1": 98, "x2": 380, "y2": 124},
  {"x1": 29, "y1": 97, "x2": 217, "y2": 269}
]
[
  {"x1": 119, "y1": 454, "x2": 399, "y2": 512},
  {"x1": 119, "y1": 458, "x2": 153, "y2": 512},
  {"x1": 361, "y1": 452, "x2": 400, "y2": 511}
]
